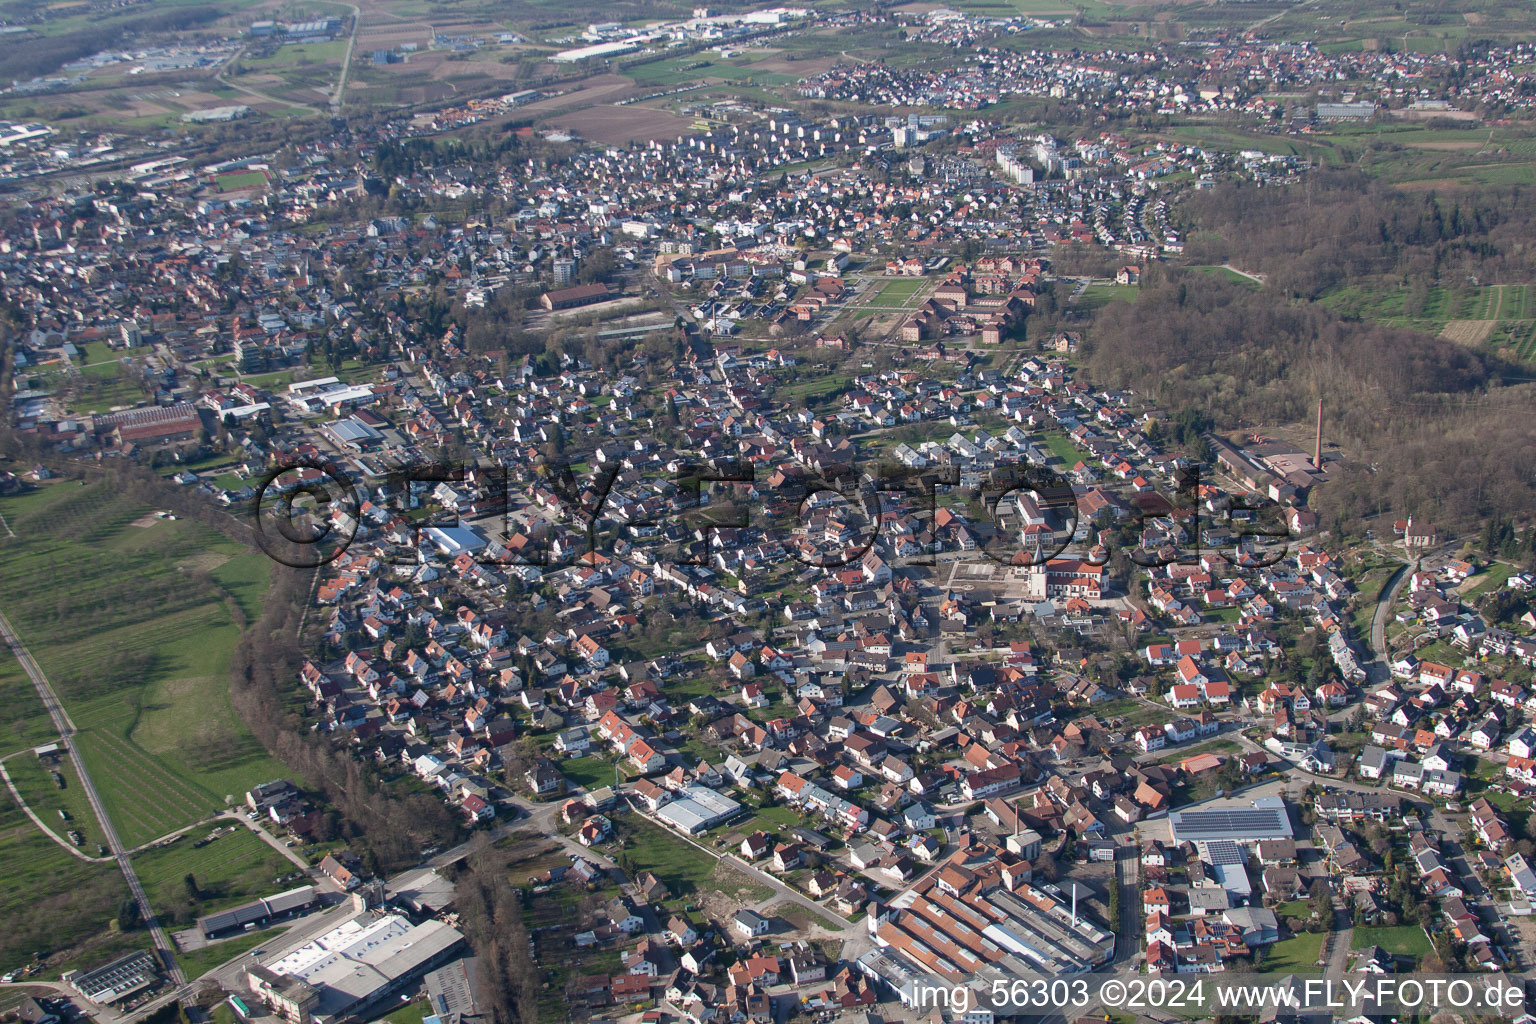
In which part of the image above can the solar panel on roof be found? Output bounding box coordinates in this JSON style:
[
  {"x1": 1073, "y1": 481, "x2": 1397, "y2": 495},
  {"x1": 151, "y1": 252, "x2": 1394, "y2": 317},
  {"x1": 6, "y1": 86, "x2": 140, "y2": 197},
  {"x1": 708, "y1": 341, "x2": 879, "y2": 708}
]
[
  {"x1": 1205, "y1": 840, "x2": 1243, "y2": 865},
  {"x1": 1169, "y1": 803, "x2": 1292, "y2": 842}
]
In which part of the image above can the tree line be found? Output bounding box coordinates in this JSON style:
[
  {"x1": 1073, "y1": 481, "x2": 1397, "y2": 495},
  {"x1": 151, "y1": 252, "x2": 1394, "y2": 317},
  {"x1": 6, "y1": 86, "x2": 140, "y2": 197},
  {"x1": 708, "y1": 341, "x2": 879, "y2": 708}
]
[{"x1": 450, "y1": 842, "x2": 541, "y2": 1024}]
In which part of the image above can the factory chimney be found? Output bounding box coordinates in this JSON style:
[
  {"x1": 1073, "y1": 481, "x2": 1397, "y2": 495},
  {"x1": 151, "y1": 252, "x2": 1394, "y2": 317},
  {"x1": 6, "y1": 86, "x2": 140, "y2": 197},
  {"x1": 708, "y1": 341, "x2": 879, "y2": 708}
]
[{"x1": 1314, "y1": 399, "x2": 1324, "y2": 472}]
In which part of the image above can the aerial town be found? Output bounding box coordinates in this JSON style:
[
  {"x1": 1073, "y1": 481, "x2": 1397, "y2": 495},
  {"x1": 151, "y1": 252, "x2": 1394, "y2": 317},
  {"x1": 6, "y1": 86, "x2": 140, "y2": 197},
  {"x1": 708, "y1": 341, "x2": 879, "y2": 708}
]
[{"x1": 2, "y1": 3, "x2": 1536, "y2": 1024}]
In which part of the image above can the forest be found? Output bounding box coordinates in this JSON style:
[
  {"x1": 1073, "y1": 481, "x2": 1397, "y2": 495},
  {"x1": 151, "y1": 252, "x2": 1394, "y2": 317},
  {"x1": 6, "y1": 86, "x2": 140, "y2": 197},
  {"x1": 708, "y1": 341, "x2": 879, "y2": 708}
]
[
  {"x1": 1071, "y1": 169, "x2": 1536, "y2": 533},
  {"x1": 1083, "y1": 264, "x2": 1535, "y2": 534},
  {"x1": 1179, "y1": 169, "x2": 1536, "y2": 300}
]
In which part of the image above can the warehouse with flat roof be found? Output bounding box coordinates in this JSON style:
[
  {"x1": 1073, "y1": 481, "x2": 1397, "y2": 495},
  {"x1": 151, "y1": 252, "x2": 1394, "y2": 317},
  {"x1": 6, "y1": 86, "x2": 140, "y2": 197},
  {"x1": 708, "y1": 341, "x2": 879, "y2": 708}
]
[
  {"x1": 1168, "y1": 795, "x2": 1293, "y2": 844},
  {"x1": 653, "y1": 785, "x2": 743, "y2": 834},
  {"x1": 248, "y1": 913, "x2": 463, "y2": 1024},
  {"x1": 199, "y1": 885, "x2": 319, "y2": 939}
]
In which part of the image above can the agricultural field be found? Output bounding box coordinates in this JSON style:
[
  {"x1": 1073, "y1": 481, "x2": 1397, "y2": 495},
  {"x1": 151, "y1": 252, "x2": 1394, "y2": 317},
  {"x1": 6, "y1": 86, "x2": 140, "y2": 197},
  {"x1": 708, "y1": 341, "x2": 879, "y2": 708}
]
[
  {"x1": 0, "y1": 783, "x2": 133, "y2": 978},
  {"x1": 547, "y1": 103, "x2": 697, "y2": 145},
  {"x1": 623, "y1": 54, "x2": 795, "y2": 90},
  {"x1": 0, "y1": 481, "x2": 280, "y2": 850},
  {"x1": 0, "y1": 648, "x2": 55, "y2": 756},
  {"x1": 1323, "y1": 281, "x2": 1536, "y2": 360}
]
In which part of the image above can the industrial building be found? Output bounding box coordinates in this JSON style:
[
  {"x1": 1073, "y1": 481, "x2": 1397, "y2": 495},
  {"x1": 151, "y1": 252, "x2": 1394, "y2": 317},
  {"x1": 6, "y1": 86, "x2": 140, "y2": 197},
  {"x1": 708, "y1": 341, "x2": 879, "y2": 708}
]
[
  {"x1": 321, "y1": 417, "x2": 384, "y2": 452},
  {"x1": 247, "y1": 913, "x2": 464, "y2": 1024},
  {"x1": 198, "y1": 885, "x2": 319, "y2": 940},
  {"x1": 181, "y1": 106, "x2": 250, "y2": 123},
  {"x1": 92, "y1": 404, "x2": 202, "y2": 446},
  {"x1": 1316, "y1": 102, "x2": 1377, "y2": 121},
  {"x1": 652, "y1": 784, "x2": 743, "y2": 834},
  {"x1": 540, "y1": 282, "x2": 609, "y2": 310},
  {"x1": 867, "y1": 838, "x2": 1113, "y2": 991},
  {"x1": 66, "y1": 950, "x2": 161, "y2": 1005},
  {"x1": 422, "y1": 524, "x2": 488, "y2": 558},
  {"x1": 386, "y1": 868, "x2": 456, "y2": 916},
  {"x1": 285, "y1": 379, "x2": 382, "y2": 414},
  {"x1": 422, "y1": 957, "x2": 486, "y2": 1024},
  {"x1": 1167, "y1": 795, "x2": 1293, "y2": 845},
  {"x1": 552, "y1": 40, "x2": 642, "y2": 63}
]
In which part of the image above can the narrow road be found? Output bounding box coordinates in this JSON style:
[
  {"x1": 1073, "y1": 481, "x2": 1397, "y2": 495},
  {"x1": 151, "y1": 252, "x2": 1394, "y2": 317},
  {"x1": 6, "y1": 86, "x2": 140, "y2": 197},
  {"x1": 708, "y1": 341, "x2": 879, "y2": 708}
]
[
  {"x1": 331, "y1": 4, "x2": 362, "y2": 112},
  {"x1": 1369, "y1": 562, "x2": 1410, "y2": 666},
  {"x1": 214, "y1": 46, "x2": 321, "y2": 116},
  {"x1": 0, "y1": 756, "x2": 112, "y2": 862},
  {"x1": 1219, "y1": 263, "x2": 1265, "y2": 286},
  {"x1": 0, "y1": 609, "x2": 184, "y2": 985},
  {"x1": 1114, "y1": 844, "x2": 1140, "y2": 965},
  {"x1": 1323, "y1": 908, "x2": 1353, "y2": 974},
  {"x1": 0, "y1": 758, "x2": 311, "y2": 872}
]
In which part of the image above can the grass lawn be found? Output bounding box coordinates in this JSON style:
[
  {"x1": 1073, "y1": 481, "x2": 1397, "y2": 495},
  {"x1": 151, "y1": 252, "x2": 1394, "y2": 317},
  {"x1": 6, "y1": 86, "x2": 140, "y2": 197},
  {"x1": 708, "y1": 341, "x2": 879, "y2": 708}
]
[
  {"x1": 1473, "y1": 786, "x2": 1522, "y2": 814},
  {"x1": 61, "y1": 375, "x2": 145, "y2": 415},
  {"x1": 861, "y1": 277, "x2": 927, "y2": 309},
  {"x1": 1350, "y1": 566, "x2": 1393, "y2": 638},
  {"x1": 8, "y1": 754, "x2": 100, "y2": 848},
  {"x1": 1041, "y1": 430, "x2": 1091, "y2": 466},
  {"x1": 1463, "y1": 562, "x2": 1516, "y2": 601},
  {"x1": 1076, "y1": 283, "x2": 1138, "y2": 311},
  {"x1": 378, "y1": 995, "x2": 431, "y2": 1024},
  {"x1": 1191, "y1": 265, "x2": 1261, "y2": 289},
  {"x1": 177, "y1": 929, "x2": 268, "y2": 979},
  {"x1": 1351, "y1": 924, "x2": 1432, "y2": 959},
  {"x1": 754, "y1": 804, "x2": 802, "y2": 828},
  {"x1": 237, "y1": 359, "x2": 378, "y2": 390},
  {"x1": 764, "y1": 899, "x2": 843, "y2": 931},
  {"x1": 133, "y1": 827, "x2": 295, "y2": 928},
  {"x1": 75, "y1": 341, "x2": 116, "y2": 366},
  {"x1": 80, "y1": 359, "x2": 125, "y2": 381},
  {"x1": 1259, "y1": 930, "x2": 1326, "y2": 972},
  {"x1": 216, "y1": 171, "x2": 267, "y2": 192},
  {"x1": 0, "y1": 482, "x2": 282, "y2": 849},
  {"x1": 156, "y1": 452, "x2": 240, "y2": 477},
  {"x1": 777, "y1": 373, "x2": 852, "y2": 405},
  {"x1": 619, "y1": 815, "x2": 719, "y2": 898},
  {"x1": 241, "y1": 39, "x2": 347, "y2": 69},
  {"x1": 211, "y1": 553, "x2": 273, "y2": 626},
  {"x1": 559, "y1": 755, "x2": 618, "y2": 792}
]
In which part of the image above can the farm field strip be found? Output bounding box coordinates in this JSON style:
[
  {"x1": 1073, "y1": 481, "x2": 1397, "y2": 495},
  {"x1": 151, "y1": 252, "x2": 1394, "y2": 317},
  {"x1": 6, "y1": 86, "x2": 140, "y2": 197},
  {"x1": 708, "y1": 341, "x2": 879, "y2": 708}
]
[
  {"x1": 74, "y1": 736, "x2": 207, "y2": 846},
  {"x1": 84, "y1": 727, "x2": 218, "y2": 815}
]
